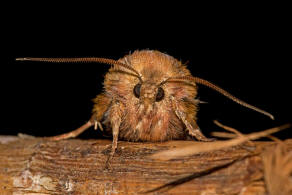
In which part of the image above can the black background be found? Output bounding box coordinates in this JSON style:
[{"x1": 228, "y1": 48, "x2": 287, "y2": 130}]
[{"x1": 1, "y1": 3, "x2": 291, "y2": 140}]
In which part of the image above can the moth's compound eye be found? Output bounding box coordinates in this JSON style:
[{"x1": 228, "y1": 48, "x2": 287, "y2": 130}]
[
  {"x1": 156, "y1": 87, "x2": 164, "y2": 102},
  {"x1": 133, "y1": 83, "x2": 141, "y2": 98}
]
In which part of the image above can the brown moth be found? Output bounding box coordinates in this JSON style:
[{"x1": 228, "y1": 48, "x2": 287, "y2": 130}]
[{"x1": 16, "y1": 50, "x2": 274, "y2": 162}]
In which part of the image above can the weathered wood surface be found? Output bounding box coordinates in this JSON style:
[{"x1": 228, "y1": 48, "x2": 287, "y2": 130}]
[{"x1": 0, "y1": 136, "x2": 291, "y2": 195}]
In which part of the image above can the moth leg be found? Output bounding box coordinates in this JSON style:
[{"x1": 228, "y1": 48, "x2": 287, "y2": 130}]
[
  {"x1": 105, "y1": 101, "x2": 122, "y2": 168},
  {"x1": 48, "y1": 93, "x2": 110, "y2": 141},
  {"x1": 47, "y1": 120, "x2": 94, "y2": 141},
  {"x1": 187, "y1": 119, "x2": 214, "y2": 141},
  {"x1": 171, "y1": 96, "x2": 213, "y2": 142}
]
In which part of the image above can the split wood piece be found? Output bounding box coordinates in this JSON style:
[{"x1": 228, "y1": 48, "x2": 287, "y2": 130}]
[{"x1": 0, "y1": 136, "x2": 292, "y2": 195}]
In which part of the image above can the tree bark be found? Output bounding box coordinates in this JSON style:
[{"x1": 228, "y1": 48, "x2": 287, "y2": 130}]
[{"x1": 0, "y1": 135, "x2": 291, "y2": 195}]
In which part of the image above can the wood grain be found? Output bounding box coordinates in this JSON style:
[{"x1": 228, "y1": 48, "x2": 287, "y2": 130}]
[{"x1": 0, "y1": 136, "x2": 291, "y2": 195}]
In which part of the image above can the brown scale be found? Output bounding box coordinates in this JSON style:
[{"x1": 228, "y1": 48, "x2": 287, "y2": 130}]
[{"x1": 16, "y1": 50, "x2": 274, "y2": 166}]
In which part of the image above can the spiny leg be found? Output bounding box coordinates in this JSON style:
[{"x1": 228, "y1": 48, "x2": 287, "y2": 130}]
[
  {"x1": 46, "y1": 120, "x2": 94, "y2": 141},
  {"x1": 46, "y1": 114, "x2": 102, "y2": 141},
  {"x1": 170, "y1": 96, "x2": 213, "y2": 142},
  {"x1": 105, "y1": 101, "x2": 122, "y2": 169},
  {"x1": 187, "y1": 119, "x2": 214, "y2": 141}
]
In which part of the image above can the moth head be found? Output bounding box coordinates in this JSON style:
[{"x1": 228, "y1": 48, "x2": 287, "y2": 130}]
[
  {"x1": 133, "y1": 81, "x2": 165, "y2": 114},
  {"x1": 133, "y1": 82, "x2": 164, "y2": 102}
]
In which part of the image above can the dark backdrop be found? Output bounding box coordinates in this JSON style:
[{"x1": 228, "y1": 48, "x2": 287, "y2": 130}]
[{"x1": 1, "y1": 3, "x2": 291, "y2": 140}]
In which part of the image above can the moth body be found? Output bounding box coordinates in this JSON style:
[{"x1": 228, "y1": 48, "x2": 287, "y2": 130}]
[{"x1": 96, "y1": 50, "x2": 198, "y2": 142}]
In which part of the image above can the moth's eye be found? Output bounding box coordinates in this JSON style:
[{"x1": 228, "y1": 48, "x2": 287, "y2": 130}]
[
  {"x1": 156, "y1": 87, "x2": 164, "y2": 102},
  {"x1": 133, "y1": 83, "x2": 141, "y2": 98}
]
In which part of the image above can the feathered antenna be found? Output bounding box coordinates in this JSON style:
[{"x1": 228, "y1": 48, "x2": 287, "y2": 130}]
[
  {"x1": 163, "y1": 76, "x2": 274, "y2": 120},
  {"x1": 16, "y1": 57, "x2": 143, "y2": 82}
]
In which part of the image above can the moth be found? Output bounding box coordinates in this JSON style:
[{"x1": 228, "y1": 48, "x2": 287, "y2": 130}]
[{"x1": 17, "y1": 50, "x2": 273, "y2": 162}]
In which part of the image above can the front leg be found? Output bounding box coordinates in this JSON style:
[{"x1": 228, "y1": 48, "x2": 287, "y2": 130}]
[
  {"x1": 170, "y1": 96, "x2": 213, "y2": 142},
  {"x1": 105, "y1": 100, "x2": 122, "y2": 168}
]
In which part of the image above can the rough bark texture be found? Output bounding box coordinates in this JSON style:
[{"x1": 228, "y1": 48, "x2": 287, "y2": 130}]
[{"x1": 0, "y1": 136, "x2": 291, "y2": 195}]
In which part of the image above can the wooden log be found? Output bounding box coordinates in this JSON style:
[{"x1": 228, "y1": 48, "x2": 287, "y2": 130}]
[{"x1": 0, "y1": 136, "x2": 291, "y2": 195}]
